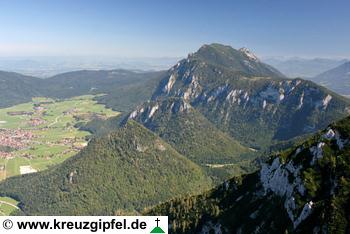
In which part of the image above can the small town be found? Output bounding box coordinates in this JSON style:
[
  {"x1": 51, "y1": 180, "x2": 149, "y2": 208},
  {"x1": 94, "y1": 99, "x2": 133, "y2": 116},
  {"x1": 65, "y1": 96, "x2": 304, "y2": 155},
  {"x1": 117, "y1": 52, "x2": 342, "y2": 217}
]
[{"x1": 0, "y1": 129, "x2": 34, "y2": 158}]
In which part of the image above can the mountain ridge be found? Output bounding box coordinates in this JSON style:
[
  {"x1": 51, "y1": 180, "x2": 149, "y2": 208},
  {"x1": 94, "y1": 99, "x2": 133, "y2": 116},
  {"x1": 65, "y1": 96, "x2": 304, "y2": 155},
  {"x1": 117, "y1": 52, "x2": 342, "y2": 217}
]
[
  {"x1": 0, "y1": 71, "x2": 42, "y2": 107},
  {"x1": 264, "y1": 57, "x2": 348, "y2": 78},
  {"x1": 0, "y1": 68, "x2": 166, "y2": 112},
  {"x1": 146, "y1": 115, "x2": 350, "y2": 233}
]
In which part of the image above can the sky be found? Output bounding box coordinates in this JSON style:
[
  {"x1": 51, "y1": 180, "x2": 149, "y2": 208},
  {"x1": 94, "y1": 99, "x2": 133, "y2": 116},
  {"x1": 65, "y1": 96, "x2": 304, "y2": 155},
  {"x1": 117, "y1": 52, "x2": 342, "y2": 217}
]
[{"x1": 0, "y1": 0, "x2": 349, "y2": 58}]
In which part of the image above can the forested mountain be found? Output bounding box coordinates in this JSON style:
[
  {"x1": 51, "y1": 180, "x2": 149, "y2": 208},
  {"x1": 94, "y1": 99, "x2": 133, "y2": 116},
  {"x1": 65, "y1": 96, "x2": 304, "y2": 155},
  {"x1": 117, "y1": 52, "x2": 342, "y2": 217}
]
[
  {"x1": 0, "y1": 69, "x2": 165, "y2": 112},
  {"x1": 147, "y1": 116, "x2": 350, "y2": 234},
  {"x1": 41, "y1": 69, "x2": 165, "y2": 112},
  {"x1": 0, "y1": 121, "x2": 211, "y2": 215},
  {"x1": 127, "y1": 98, "x2": 254, "y2": 181},
  {"x1": 0, "y1": 71, "x2": 42, "y2": 108}
]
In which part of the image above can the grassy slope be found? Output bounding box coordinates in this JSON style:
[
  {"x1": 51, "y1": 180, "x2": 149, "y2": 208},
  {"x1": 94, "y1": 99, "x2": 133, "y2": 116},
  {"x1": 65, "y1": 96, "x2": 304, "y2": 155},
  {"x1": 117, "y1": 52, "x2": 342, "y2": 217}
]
[
  {"x1": 192, "y1": 43, "x2": 285, "y2": 77},
  {"x1": 0, "y1": 196, "x2": 19, "y2": 216}
]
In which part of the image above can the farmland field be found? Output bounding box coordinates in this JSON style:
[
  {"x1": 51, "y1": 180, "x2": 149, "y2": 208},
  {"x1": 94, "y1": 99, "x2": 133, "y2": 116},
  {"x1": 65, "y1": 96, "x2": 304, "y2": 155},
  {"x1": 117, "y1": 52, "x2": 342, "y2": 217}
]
[
  {"x1": 0, "y1": 95, "x2": 119, "y2": 180},
  {"x1": 0, "y1": 196, "x2": 19, "y2": 215}
]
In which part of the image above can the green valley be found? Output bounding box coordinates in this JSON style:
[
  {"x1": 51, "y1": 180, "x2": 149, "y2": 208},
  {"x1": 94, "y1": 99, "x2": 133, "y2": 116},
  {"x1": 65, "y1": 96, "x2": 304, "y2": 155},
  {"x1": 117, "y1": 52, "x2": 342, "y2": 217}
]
[{"x1": 0, "y1": 95, "x2": 119, "y2": 180}]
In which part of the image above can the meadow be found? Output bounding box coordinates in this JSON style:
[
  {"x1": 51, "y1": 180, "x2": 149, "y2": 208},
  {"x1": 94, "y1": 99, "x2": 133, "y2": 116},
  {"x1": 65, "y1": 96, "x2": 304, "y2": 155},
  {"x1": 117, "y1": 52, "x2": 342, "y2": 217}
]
[
  {"x1": 0, "y1": 196, "x2": 19, "y2": 215},
  {"x1": 0, "y1": 95, "x2": 119, "y2": 181}
]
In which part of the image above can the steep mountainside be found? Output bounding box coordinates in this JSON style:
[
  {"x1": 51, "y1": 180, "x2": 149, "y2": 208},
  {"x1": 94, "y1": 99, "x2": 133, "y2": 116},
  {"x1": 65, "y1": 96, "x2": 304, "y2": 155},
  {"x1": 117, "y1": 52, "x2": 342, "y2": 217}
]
[
  {"x1": 0, "y1": 71, "x2": 42, "y2": 108},
  {"x1": 311, "y1": 61, "x2": 350, "y2": 96},
  {"x1": 147, "y1": 116, "x2": 350, "y2": 234},
  {"x1": 127, "y1": 98, "x2": 254, "y2": 181},
  {"x1": 150, "y1": 44, "x2": 350, "y2": 149},
  {"x1": 0, "y1": 121, "x2": 211, "y2": 215}
]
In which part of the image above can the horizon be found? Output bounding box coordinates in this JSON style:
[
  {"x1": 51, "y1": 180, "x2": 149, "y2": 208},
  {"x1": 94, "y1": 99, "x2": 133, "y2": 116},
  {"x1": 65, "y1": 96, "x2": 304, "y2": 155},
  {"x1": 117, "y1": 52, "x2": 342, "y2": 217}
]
[
  {"x1": 1, "y1": 0, "x2": 350, "y2": 58},
  {"x1": 0, "y1": 49, "x2": 349, "y2": 60},
  {"x1": 0, "y1": 43, "x2": 348, "y2": 79}
]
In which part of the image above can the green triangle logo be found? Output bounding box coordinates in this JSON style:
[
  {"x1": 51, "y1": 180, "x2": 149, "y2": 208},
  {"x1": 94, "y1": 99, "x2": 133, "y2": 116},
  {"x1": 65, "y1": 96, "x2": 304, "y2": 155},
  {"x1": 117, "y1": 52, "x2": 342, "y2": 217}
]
[{"x1": 150, "y1": 226, "x2": 165, "y2": 233}]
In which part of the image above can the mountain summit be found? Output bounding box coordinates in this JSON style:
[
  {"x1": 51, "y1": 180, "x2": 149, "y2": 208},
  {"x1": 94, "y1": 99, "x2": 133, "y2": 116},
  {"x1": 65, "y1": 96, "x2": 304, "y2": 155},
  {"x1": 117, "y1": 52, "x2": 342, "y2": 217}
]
[
  {"x1": 188, "y1": 43, "x2": 285, "y2": 77},
  {"x1": 239, "y1": 47, "x2": 259, "y2": 61},
  {"x1": 149, "y1": 44, "x2": 350, "y2": 149}
]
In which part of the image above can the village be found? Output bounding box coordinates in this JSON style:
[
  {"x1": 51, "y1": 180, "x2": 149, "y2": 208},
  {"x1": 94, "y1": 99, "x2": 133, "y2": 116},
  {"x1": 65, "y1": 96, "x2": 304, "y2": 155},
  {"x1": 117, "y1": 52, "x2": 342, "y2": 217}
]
[{"x1": 0, "y1": 129, "x2": 34, "y2": 158}]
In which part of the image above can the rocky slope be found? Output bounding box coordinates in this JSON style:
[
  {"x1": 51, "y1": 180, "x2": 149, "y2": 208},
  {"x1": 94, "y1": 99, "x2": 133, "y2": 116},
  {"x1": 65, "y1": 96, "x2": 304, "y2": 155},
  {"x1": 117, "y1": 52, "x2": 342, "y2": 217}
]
[
  {"x1": 148, "y1": 44, "x2": 350, "y2": 149},
  {"x1": 147, "y1": 115, "x2": 350, "y2": 233}
]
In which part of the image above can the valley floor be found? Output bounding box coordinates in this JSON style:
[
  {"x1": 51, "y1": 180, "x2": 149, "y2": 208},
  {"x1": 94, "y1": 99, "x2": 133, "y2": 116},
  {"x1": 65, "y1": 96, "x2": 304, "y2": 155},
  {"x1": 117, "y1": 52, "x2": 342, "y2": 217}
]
[{"x1": 0, "y1": 95, "x2": 119, "y2": 181}]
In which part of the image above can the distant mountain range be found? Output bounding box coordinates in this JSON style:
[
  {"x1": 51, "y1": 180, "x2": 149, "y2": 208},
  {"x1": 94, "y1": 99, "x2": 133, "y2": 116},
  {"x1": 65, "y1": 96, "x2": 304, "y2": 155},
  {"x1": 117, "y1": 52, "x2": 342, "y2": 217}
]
[
  {"x1": 266, "y1": 57, "x2": 350, "y2": 97},
  {"x1": 264, "y1": 57, "x2": 348, "y2": 78},
  {"x1": 0, "y1": 69, "x2": 165, "y2": 112},
  {"x1": 310, "y1": 61, "x2": 350, "y2": 96},
  {"x1": 0, "y1": 43, "x2": 349, "y2": 230},
  {"x1": 0, "y1": 57, "x2": 180, "y2": 78}
]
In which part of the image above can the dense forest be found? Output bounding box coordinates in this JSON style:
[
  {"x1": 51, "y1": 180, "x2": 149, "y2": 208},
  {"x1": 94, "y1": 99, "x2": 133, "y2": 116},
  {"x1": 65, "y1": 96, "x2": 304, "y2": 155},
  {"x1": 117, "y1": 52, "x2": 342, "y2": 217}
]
[{"x1": 0, "y1": 121, "x2": 212, "y2": 215}]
